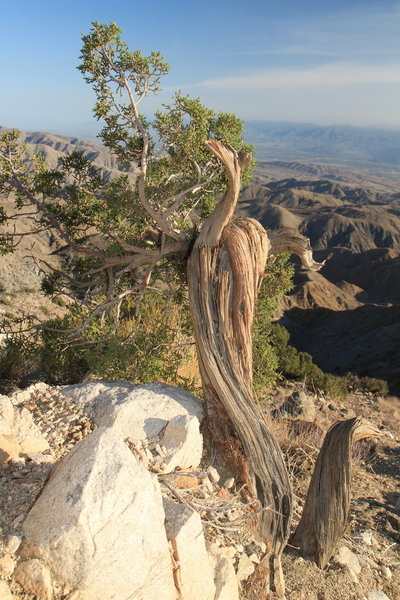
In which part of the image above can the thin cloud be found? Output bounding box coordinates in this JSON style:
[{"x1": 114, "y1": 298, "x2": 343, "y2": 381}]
[{"x1": 198, "y1": 62, "x2": 400, "y2": 90}]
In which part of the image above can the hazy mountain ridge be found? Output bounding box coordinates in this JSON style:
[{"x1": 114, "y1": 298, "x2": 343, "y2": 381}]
[
  {"x1": 0, "y1": 127, "x2": 128, "y2": 177},
  {"x1": 245, "y1": 121, "x2": 400, "y2": 170}
]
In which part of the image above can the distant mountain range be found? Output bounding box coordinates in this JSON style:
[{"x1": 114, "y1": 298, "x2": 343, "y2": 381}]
[
  {"x1": 4, "y1": 121, "x2": 400, "y2": 172},
  {"x1": 239, "y1": 162, "x2": 400, "y2": 392},
  {"x1": 1, "y1": 127, "x2": 400, "y2": 391},
  {"x1": 245, "y1": 121, "x2": 400, "y2": 171}
]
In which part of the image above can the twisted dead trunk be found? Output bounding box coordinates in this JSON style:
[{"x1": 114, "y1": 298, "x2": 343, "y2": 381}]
[
  {"x1": 187, "y1": 141, "x2": 321, "y2": 595},
  {"x1": 291, "y1": 417, "x2": 380, "y2": 568}
]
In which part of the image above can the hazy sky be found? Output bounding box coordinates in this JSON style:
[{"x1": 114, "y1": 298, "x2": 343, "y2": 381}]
[{"x1": 1, "y1": 0, "x2": 400, "y2": 136}]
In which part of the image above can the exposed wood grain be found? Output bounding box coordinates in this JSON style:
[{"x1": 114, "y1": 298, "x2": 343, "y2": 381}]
[
  {"x1": 188, "y1": 141, "x2": 293, "y2": 596},
  {"x1": 291, "y1": 417, "x2": 380, "y2": 568}
]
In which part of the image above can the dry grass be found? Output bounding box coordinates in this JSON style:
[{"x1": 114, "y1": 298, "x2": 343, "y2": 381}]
[
  {"x1": 377, "y1": 395, "x2": 400, "y2": 429},
  {"x1": 266, "y1": 414, "x2": 324, "y2": 501}
]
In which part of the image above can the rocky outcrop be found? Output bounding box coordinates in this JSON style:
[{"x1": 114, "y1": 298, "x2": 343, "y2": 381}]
[
  {"x1": 20, "y1": 427, "x2": 177, "y2": 600},
  {"x1": 1, "y1": 380, "x2": 398, "y2": 600},
  {"x1": 163, "y1": 498, "x2": 216, "y2": 600},
  {"x1": 273, "y1": 390, "x2": 316, "y2": 422},
  {"x1": 0, "y1": 394, "x2": 50, "y2": 463},
  {"x1": 1, "y1": 382, "x2": 245, "y2": 600},
  {"x1": 61, "y1": 381, "x2": 204, "y2": 473}
]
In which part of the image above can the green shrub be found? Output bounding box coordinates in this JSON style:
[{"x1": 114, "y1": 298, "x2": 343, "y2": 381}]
[
  {"x1": 252, "y1": 254, "x2": 294, "y2": 396},
  {"x1": 39, "y1": 293, "x2": 191, "y2": 386},
  {"x1": 346, "y1": 374, "x2": 389, "y2": 396},
  {"x1": 0, "y1": 316, "x2": 39, "y2": 384},
  {"x1": 270, "y1": 324, "x2": 348, "y2": 399}
]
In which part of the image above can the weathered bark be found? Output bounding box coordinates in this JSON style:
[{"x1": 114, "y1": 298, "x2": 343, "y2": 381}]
[
  {"x1": 187, "y1": 141, "x2": 324, "y2": 595},
  {"x1": 187, "y1": 141, "x2": 315, "y2": 595},
  {"x1": 291, "y1": 417, "x2": 380, "y2": 568}
]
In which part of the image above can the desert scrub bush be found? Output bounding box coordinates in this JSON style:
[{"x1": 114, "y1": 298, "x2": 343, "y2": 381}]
[
  {"x1": 266, "y1": 414, "x2": 324, "y2": 500},
  {"x1": 39, "y1": 292, "x2": 192, "y2": 386},
  {"x1": 252, "y1": 253, "x2": 294, "y2": 397},
  {"x1": 0, "y1": 315, "x2": 39, "y2": 384},
  {"x1": 271, "y1": 324, "x2": 348, "y2": 399},
  {"x1": 346, "y1": 374, "x2": 389, "y2": 396}
]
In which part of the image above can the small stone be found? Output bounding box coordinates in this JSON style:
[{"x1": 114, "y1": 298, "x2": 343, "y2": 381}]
[
  {"x1": 207, "y1": 466, "x2": 220, "y2": 483},
  {"x1": 0, "y1": 580, "x2": 12, "y2": 600},
  {"x1": 382, "y1": 566, "x2": 392, "y2": 579},
  {"x1": 203, "y1": 477, "x2": 214, "y2": 493},
  {"x1": 217, "y1": 488, "x2": 229, "y2": 500},
  {"x1": 223, "y1": 477, "x2": 235, "y2": 489},
  {"x1": 348, "y1": 568, "x2": 359, "y2": 584},
  {"x1": 220, "y1": 546, "x2": 237, "y2": 560},
  {"x1": 14, "y1": 559, "x2": 53, "y2": 600},
  {"x1": 248, "y1": 553, "x2": 260, "y2": 564},
  {"x1": 367, "y1": 592, "x2": 391, "y2": 600},
  {"x1": 236, "y1": 554, "x2": 255, "y2": 582},
  {"x1": 0, "y1": 553, "x2": 16, "y2": 576},
  {"x1": 235, "y1": 544, "x2": 244, "y2": 553},
  {"x1": 6, "y1": 533, "x2": 22, "y2": 555},
  {"x1": 253, "y1": 540, "x2": 267, "y2": 554},
  {"x1": 12, "y1": 514, "x2": 25, "y2": 528},
  {"x1": 352, "y1": 530, "x2": 376, "y2": 547},
  {"x1": 334, "y1": 546, "x2": 361, "y2": 575},
  {"x1": 174, "y1": 475, "x2": 199, "y2": 489}
]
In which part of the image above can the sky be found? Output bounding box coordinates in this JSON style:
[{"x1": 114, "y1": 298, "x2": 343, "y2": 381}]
[{"x1": 1, "y1": 0, "x2": 400, "y2": 137}]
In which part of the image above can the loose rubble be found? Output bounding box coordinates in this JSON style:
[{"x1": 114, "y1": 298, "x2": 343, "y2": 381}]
[{"x1": 0, "y1": 380, "x2": 399, "y2": 600}]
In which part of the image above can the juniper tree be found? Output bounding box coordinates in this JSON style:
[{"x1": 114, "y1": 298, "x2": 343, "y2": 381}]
[{"x1": 0, "y1": 21, "x2": 322, "y2": 594}]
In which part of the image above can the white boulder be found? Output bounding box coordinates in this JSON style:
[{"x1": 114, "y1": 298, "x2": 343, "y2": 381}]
[
  {"x1": 0, "y1": 580, "x2": 13, "y2": 600},
  {"x1": 12, "y1": 407, "x2": 50, "y2": 454},
  {"x1": 0, "y1": 395, "x2": 14, "y2": 433},
  {"x1": 20, "y1": 427, "x2": 177, "y2": 600},
  {"x1": 163, "y1": 498, "x2": 216, "y2": 600},
  {"x1": 159, "y1": 414, "x2": 203, "y2": 473},
  {"x1": 206, "y1": 542, "x2": 240, "y2": 600},
  {"x1": 14, "y1": 558, "x2": 53, "y2": 600},
  {"x1": 61, "y1": 381, "x2": 204, "y2": 472},
  {"x1": 61, "y1": 381, "x2": 203, "y2": 440}
]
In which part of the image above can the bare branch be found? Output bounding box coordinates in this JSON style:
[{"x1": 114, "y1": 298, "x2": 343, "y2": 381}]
[{"x1": 268, "y1": 228, "x2": 324, "y2": 271}]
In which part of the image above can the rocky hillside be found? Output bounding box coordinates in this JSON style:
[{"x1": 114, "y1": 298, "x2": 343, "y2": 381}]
[
  {"x1": 0, "y1": 380, "x2": 399, "y2": 600},
  {"x1": 1, "y1": 130, "x2": 400, "y2": 391},
  {"x1": 0, "y1": 128, "x2": 131, "y2": 178},
  {"x1": 238, "y1": 163, "x2": 400, "y2": 393}
]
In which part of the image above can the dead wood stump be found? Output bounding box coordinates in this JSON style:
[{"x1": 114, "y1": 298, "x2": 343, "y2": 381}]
[{"x1": 291, "y1": 417, "x2": 380, "y2": 568}]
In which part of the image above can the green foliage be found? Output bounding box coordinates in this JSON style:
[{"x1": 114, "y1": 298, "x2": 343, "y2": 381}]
[
  {"x1": 346, "y1": 374, "x2": 389, "y2": 396},
  {"x1": 1, "y1": 21, "x2": 282, "y2": 397},
  {"x1": 252, "y1": 254, "x2": 294, "y2": 395},
  {"x1": 271, "y1": 325, "x2": 347, "y2": 399},
  {"x1": 39, "y1": 292, "x2": 191, "y2": 386},
  {"x1": 0, "y1": 316, "x2": 39, "y2": 383},
  {"x1": 1, "y1": 20, "x2": 254, "y2": 316}
]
